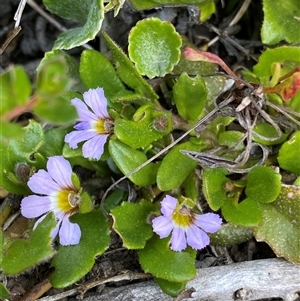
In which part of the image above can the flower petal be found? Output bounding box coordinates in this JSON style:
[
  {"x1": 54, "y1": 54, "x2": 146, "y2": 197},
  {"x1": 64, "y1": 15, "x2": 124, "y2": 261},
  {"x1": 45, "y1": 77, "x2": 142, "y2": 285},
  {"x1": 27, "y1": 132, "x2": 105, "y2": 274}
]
[
  {"x1": 160, "y1": 195, "x2": 177, "y2": 217},
  {"x1": 27, "y1": 170, "x2": 61, "y2": 195},
  {"x1": 64, "y1": 130, "x2": 98, "y2": 149},
  {"x1": 194, "y1": 213, "x2": 222, "y2": 233},
  {"x1": 74, "y1": 121, "x2": 92, "y2": 131},
  {"x1": 82, "y1": 134, "x2": 109, "y2": 160},
  {"x1": 152, "y1": 216, "x2": 173, "y2": 238},
  {"x1": 71, "y1": 98, "x2": 98, "y2": 121},
  {"x1": 21, "y1": 195, "x2": 51, "y2": 218},
  {"x1": 59, "y1": 215, "x2": 81, "y2": 245},
  {"x1": 186, "y1": 224, "x2": 210, "y2": 250},
  {"x1": 83, "y1": 88, "x2": 109, "y2": 118},
  {"x1": 46, "y1": 156, "x2": 74, "y2": 189},
  {"x1": 170, "y1": 226, "x2": 186, "y2": 251}
]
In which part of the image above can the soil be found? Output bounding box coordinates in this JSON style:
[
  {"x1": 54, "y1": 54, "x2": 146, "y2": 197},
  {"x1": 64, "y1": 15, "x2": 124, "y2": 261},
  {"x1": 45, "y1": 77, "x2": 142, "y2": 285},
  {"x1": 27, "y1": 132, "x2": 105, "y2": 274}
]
[{"x1": 0, "y1": 1, "x2": 297, "y2": 301}]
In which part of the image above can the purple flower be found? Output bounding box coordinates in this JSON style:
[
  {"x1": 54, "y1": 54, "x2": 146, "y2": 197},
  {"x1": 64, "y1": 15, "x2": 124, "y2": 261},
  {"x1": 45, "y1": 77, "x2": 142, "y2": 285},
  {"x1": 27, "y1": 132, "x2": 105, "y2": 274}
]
[
  {"x1": 65, "y1": 88, "x2": 114, "y2": 160},
  {"x1": 21, "y1": 156, "x2": 83, "y2": 246},
  {"x1": 152, "y1": 195, "x2": 222, "y2": 252}
]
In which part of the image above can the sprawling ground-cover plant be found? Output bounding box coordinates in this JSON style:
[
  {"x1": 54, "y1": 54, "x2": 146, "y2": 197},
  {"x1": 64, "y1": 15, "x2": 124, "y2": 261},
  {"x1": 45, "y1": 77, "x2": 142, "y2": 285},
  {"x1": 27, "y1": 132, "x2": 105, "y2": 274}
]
[{"x1": 1, "y1": 0, "x2": 300, "y2": 298}]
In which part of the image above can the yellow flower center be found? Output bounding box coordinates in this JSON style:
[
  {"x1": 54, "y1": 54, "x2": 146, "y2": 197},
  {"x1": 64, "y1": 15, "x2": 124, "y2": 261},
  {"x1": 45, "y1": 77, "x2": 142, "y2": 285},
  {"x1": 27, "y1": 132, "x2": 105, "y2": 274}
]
[
  {"x1": 57, "y1": 189, "x2": 81, "y2": 214},
  {"x1": 94, "y1": 119, "x2": 114, "y2": 134},
  {"x1": 172, "y1": 205, "x2": 192, "y2": 227}
]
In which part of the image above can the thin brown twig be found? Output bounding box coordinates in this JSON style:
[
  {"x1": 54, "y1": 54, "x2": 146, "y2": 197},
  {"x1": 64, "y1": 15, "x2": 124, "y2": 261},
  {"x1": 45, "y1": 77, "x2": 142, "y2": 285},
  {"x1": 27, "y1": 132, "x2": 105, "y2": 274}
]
[
  {"x1": 0, "y1": 26, "x2": 22, "y2": 55},
  {"x1": 36, "y1": 272, "x2": 152, "y2": 301}
]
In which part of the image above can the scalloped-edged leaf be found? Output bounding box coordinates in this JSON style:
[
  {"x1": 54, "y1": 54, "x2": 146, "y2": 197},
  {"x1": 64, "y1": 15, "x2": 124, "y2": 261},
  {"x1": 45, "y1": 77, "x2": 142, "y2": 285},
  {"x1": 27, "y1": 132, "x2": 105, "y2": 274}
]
[
  {"x1": 128, "y1": 17, "x2": 182, "y2": 78},
  {"x1": 102, "y1": 32, "x2": 158, "y2": 102},
  {"x1": 261, "y1": 0, "x2": 300, "y2": 45},
  {"x1": 138, "y1": 235, "x2": 196, "y2": 282},
  {"x1": 111, "y1": 200, "x2": 156, "y2": 249},
  {"x1": 50, "y1": 209, "x2": 110, "y2": 288},
  {"x1": 2, "y1": 213, "x2": 56, "y2": 275},
  {"x1": 278, "y1": 131, "x2": 300, "y2": 175},
  {"x1": 43, "y1": 0, "x2": 104, "y2": 50},
  {"x1": 254, "y1": 185, "x2": 300, "y2": 263},
  {"x1": 173, "y1": 73, "x2": 208, "y2": 121},
  {"x1": 108, "y1": 139, "x2": 159, "y2": 186},
  {"x1": 245, "y1": 166, "x2": 282, "y2": 203}
]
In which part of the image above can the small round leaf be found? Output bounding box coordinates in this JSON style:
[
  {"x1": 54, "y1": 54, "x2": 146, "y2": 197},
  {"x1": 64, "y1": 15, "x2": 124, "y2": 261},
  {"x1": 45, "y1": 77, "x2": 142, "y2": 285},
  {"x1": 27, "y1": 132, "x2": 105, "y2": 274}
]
[
  {"x1": 245, "y1": 166, "x2": 282, "y2": 203},
  {"x1": 278, "y1": 131, "x2": 300, "y2": 175},
  {"x1": 128, "y1": 17, "x2": 182, "y2": 78}
]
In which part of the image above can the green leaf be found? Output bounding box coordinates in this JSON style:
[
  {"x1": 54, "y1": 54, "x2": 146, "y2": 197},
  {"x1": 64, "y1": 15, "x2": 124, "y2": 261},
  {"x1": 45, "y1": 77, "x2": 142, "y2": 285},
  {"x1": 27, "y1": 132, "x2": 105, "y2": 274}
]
[
  {"x1": 222, "y1": 197, "x2": 262, "y2": 227},
  {"x1": 34, "y1": 95, "x2": 78, "y2": 125},
  {"x1": 114, "y1": 106, "x2": 172, "y2": 149},
  {"x1": 2, "y1": 213, "x2": 56, "y2": 275},
  {"x1": 108, "y1": 139, "x2": 158, "y2": 186},
  {"x1": 172, "y1": 43, "x2": 217, "y2": 76},
  {"x1": 102, "y1": 32, "x2": 159, "y2": 102},
  {"x1": 8, "y1": 120, "x2": 44, "y2": 159},
  {"x1": 37, "y1": 49, "x2": 82, "y2": 92},
  {"x1": 209, "y1": 223, "x2": 253, "y2": 247},
  {"x1": 253, "y1": 122, "x2": 288, "y2": 145},
  {"x1": 278, "y1": 131, "x2": 300, "y2": 174},
  {"x1": 43, "y1": 0, "x2": 104, "y2": 49},
  {"x1": 173, "y1": 73, "x2": 208, "y2": 121},
  {"x1": 39, "y1": 127, "x2": 69, "y2": 157},
  {"x1": 202, "y1": 168, "x2": 230, "y2": 211},
  {"x1": 183, "y1": 172, "x2": 199, "y2": 202},
  {"x1": 139, "y1": 235, "x2": 196, "y2": 282},
  {"x1": 218, "y1": 131, "x2": 245, "y2": 151},
  {"x1": 198, "y1": 0, "x2": 216, "y2": 22},
  {"x1": 36, "y1": 55, "x2": 74, "y2": 97},
  {"x1": 157, "y1": 140, "x2": 204, "y2": 191},
  {"x1": 0, "y1": 121, "x2": 23, "y2": 141},
  {"x1": 253, "y1": 47, "x2": 300, "y2": 83},
  {"x1": 245, "y1": 166, "x2": 282, "y2": 203},
  {"x1": 0, "y1": 282, "x2": 10, "y2": 299},
  {"x1": 0, "y1": 65, "x2": 32, "y2": 114},
  {"x1": 79, "y1": 49, "x2": 131, "y2": 100},
  {"x1": 254, "y1": 185, "x2": 300, "y2": 263},
  {"x1": 103, "y1": 189, "x2": 126, "y2": 212},
  {"x1": 0, "y1": 120, "x2": 46, "y2": 194},
  {"x1": 111, "y1": 200, "x2": 156, "y2": 249},
  {"x1": 128, "y1": 17, "x2": 182, "y2": 79},
  {"x1": 50, "y1": 209, "x2": 110, "y2": 287},
  {"x1": 261, "y1": 0, "x2": 300, "y2": 45},
  {"x1": 154, "y1": 277, "x2": 187, "y2": 297},
  {"x1": 207, "y1": 116, "x2": 235, "y2": 136},
  {"x1": 35, "y1": 55, "x2": 78, "y2": 124},
  {"x1": 130, "y1": 0, "x2": 211, "y2": 11}
]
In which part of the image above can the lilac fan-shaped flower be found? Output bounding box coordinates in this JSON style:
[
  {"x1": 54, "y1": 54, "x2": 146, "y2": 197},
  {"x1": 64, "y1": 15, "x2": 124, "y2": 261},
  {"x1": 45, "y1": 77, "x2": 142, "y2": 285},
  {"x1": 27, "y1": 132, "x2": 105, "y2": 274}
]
[
  {"x1": 152, "y1": 195, "x2": 222, "y2": 252},
  {"x1": 65, "y1": 88, "x2": 114, "y2": 160},
  {"x1": 20, "y1": 156, "x2": 82, "y2": 246}
]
